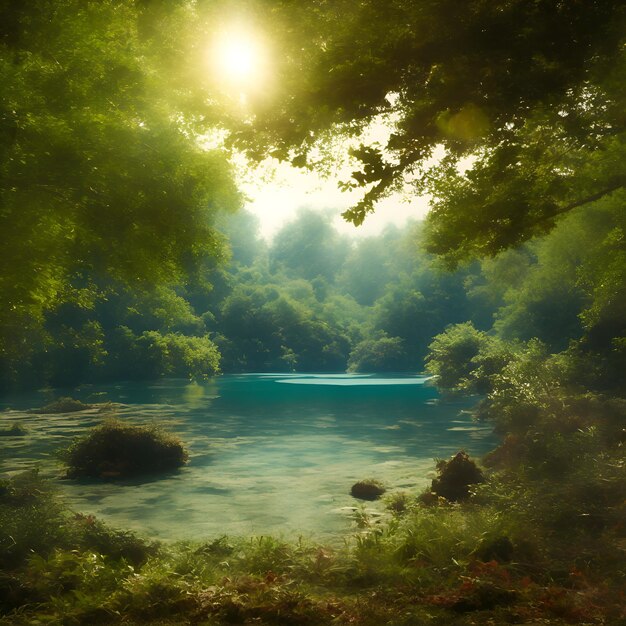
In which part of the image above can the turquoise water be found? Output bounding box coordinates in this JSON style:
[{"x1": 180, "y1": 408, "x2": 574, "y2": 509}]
[{"x1": 0, "y1": 374, "x2": 496, "y2": 541}]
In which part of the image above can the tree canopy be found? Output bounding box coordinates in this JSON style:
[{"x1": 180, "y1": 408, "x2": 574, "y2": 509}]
[
  {"x1": 226, "y1": 0, "x2": 625, "y2": 265},
  {"x1": 0, "y1": 0, "x2": 241, "y2": 370}
]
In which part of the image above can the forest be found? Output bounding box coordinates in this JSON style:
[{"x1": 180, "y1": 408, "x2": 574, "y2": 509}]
[{"x1": 1, "y1": 1, "x2": 625, "y2": 624}]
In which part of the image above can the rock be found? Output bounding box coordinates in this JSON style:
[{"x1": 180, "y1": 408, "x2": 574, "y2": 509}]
[
  {"x1": 429, "y1": 451, "x2": 484, "y2": 502},
  {"x1": 350, "y1": 479, "x2": 386, "y2": 501}
]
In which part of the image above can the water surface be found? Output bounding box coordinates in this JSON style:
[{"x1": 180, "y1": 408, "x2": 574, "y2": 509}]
[{"x1": 0, "y1": 374, "x2": 495, "y2": 541}]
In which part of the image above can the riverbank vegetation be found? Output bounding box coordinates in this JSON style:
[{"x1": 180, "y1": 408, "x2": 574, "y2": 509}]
[{"x1": 1, "y1": 0, "x2": 624, "y2": 624}]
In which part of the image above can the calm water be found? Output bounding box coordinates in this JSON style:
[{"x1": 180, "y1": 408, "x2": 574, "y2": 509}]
[{"x1": 0, "y1": 374, "x2": 496, "y2": 541}]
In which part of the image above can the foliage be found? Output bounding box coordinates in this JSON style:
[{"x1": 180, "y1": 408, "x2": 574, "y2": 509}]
[
  {"x1": 350, "y1": 479, "x2": 386, "y2": 501},
  {"x1": 270, "y1": 208, "x2": 350, "y2": 281},
  {"x1": 426, "y1": 323, "x2": 516, "y2": 395},
  {"x1": 347, "y1": 336, "x2": 408, "y2": 373},
  {"x1": 62, "y1": 419, "x2": 188, "y2": 479},
  {"x1": 224, "y1": 0, "x2": 625, "y2": 266},
  {"x1": 1, "y1": 459, "x2": 625, "y2": 625},
  {"x1": 131, "y1": 331, "x2": 221, "y2": 380},
  {"x1": 32, "y1": 397, "x2": 94, "y2": 414},
  {"x1": 0, "y1": 0, "x2": 241, "y2": 387},
  {"x1": 0, "y1": 471, "x2": 69, "y2": 571}
]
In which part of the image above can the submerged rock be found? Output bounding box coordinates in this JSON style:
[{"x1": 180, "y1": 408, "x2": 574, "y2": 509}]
[
  {"x1": 424, "y1": 451, "x2": 485, "y2": 502},
  {"x1": 63, "y1": 419, "x2": 188, "y2": 479},
  {"x1": 350, "y1": 479, "x2": 386, "y2": 501}
]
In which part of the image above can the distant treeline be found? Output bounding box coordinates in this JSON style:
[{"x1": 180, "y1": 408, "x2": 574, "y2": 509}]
[{"x1": 3, "y1": 192, "x2": 622, "y2": 392}]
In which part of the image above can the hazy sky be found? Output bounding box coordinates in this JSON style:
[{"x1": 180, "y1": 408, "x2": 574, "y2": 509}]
[
  {"x1": 210, "y1": 29, "x2": 434, "y2": 242},
  {"x1": 238, "y1": 155, "x2": 430, "y2": 242}
]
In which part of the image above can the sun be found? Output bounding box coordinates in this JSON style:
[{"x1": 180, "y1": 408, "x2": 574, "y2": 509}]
[
  {"x1": 210, "y1": 27, "x2": 267, "y2": 90},
  {"x1": 216, "y1": 37, "x2": 256, "y2": 81}
]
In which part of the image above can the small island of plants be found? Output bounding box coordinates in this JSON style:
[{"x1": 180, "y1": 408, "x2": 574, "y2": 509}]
[{"x1": 62, "y1": 420, "x2": 188, "y2": 480}]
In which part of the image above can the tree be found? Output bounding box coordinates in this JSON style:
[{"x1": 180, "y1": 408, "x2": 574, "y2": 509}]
[
  {"x1": 425, "y1": 322, "x2": 516, "y2": 394},
  {"x1": 0, "y1": 1, "x2": 240, "y2": 386},
  {"x1": 338, "y1": 227, "x2": 402, "y2": 305},
  {"x1": 269, "y1": 209, "x2": 351, "y2": 282},
  {"x1": 225, "y1": 0, "x2": 624, "y2": 263},
  {"x1": 348, "y1": 336, "x2": 408, "y2": 373}
]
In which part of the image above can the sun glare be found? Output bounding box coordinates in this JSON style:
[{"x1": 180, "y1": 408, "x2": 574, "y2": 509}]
[
  {"x1": 217, "y1": 37, "x2": 255, "y2": 80},
  {"x1": 210, "y1": 27, "x2": 267, "y2": 92}
]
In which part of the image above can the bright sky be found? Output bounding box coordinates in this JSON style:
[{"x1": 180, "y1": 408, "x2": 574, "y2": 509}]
[
  {"x1": 209, "y1": 26, "x2": 433, "y2": 241},
  {"x1": 239, "y1": 160, "x2": 430, "y2": 242}
]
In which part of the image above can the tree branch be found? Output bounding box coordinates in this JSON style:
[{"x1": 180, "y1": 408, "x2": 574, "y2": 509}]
[{"x1": 552, "y1": 180, "x2": 625, "y2": 218}]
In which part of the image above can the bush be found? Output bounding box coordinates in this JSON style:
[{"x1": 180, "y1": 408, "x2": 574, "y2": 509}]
[
  {"x1": 135, "y1": 331, "x2": 221, "y2": 380},
  {"x1": 33, "y1": 397, "x2": 94, "y2": 414},
  {"x1": 425, "y1": 323, "x2": 517, "y2": 394},
  {"x1": 351, "y1": 479, "x2": 386, "y2": 501},
  {"x1": 347, "y1": 336, "x2": 408, "y2": 372},
  {"x1": 0, "y1": 471, "x2": 70, "y2": 570},
  {"x1": 63, "y1": 419, "x2": 188, "y2": 479},
  {"x1": 422, "y1": 451, "x2": 485, "y2": 503}
]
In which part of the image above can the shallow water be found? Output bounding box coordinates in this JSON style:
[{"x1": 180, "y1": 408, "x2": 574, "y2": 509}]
[{"x1": 0, "y1": 374, "x2": 496, "y2": 541}]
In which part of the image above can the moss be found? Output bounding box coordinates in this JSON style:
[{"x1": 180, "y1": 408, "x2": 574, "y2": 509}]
[
  {"x1": 63, "y1": 419, "x2": 188, "y2": 479},
  {"x1": 350, "y1": 479, "x2": 386, "y2": 501},
  {"x1": 33, "y1": 397, "x2": 94, "y2": 414}
]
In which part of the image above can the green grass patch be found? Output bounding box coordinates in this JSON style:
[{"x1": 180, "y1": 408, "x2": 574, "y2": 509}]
[{"x1": 0, "y1": 467, "x2": 624, "y2": 625}]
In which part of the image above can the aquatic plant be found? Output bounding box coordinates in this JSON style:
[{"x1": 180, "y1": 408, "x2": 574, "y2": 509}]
[
  {"x1": 0, "y1": 422, "x2": 27, "y2": 436},
  {"x1": 33, "y1": 397, "x2": 94, "y2": 414},
  {"x1": 62, "y1": 419, "x2": 188, "y2": 479}
]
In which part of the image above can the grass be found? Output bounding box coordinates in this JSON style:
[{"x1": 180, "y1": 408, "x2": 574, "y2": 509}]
[
  {"x1": 0, "y1": 454, "x2": 624, "y2": 625},
  {"x1": 1, "y1": 388, "x2": 624, "y2": 625},
  {"x1": 61, "y1": 419, "x2": 188, "y2": 479}
]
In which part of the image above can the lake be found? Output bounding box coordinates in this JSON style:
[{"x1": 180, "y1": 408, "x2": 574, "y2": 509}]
[{"x1": 0, "y1": 373, "x2": 496, "y2": 541}]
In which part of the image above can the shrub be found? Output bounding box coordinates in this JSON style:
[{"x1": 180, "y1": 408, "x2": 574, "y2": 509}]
[
  {"x1": 347, "y1": 336, "x2": 408, "y2": 372},
  {"x1": 33, "y1": 397, "x2": 94, "y2": 414},
  {"x1": 0, "y1": 471, "x2": 70, "y2": 570},
  {"x1": 422, "y1": 451, "x2": 485, "y2": 503},
  {"x1": 62, "y1": 419, "x2": 188, "y2": 479},
  {"x1": 351, "y1": 479, "x2": 386, "y2": 501},
  {"x1": 426, "y1": 323, "x2": 517, "y2": 394}
]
